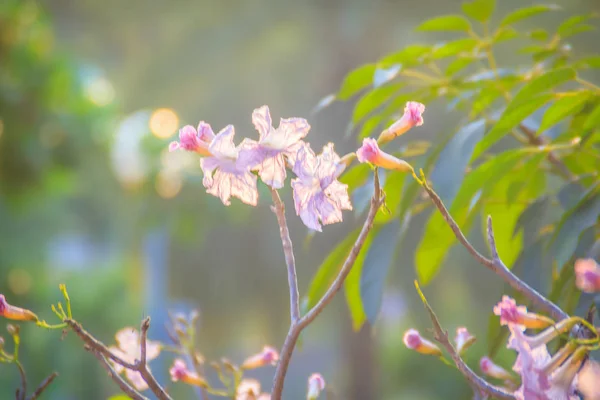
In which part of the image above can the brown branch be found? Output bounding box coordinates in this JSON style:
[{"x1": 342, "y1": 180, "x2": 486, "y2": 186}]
[
  {"x1": 138, "y1": 318, "x2": 172, "y2": 400},
  {"x1": 518, "y1": 124, "x2": 576, "y2": 181},
  {"x1": 270, "y1": 170, "x2": 384, "y2": 400},
  {"x1": 90, "y1": 350, "x2": 147, "y2": 400},
  {"x1": 421, "y1": 181, "x2": 568, "y2": 321},
  {"x1": 271, "y1": 189, "x2": 300, "y2": 323},
  {"x1": 416, "y1": 283, "x2": 515, "y2": 399},
  {"x1": 28, "y1": 372, "x2": 58, "y2": 400},
  {"x1": 15, "y1": 362, "x2": 26, "y2": 400}
]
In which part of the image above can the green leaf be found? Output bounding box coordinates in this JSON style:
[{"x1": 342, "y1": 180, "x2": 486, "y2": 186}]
[
  {"x1": 538, "y1": 94, "x2": 590, "y2": 132},
  {"x1": 352, "y1": 83, "x2": 404, "y2": 124},
  {"x1": 430, "y1": 119, "x2": 485, "y2": 205},
  {"x1": 575, "y1": 56, "x2": 600, "y2": 69},
  {"x1": 373, "y1": 64, "x2": 401, "y2": 88},
  {"x1": 462, "y1": 0, "x2": 495, "y2": 23},
  {"x1": 431, "y1": 38, "x2": 478, "y2": 59},
  {"x1": 305, "y1": 230, "x2": 359, "y2": 312},
  {"x1": 487, "y1": 313, "x2": 509, "y2": 358},
  {"x1": 108, "y1": 396, "x2": 132, "y2": 400},
  {"x1": 557, "y1": 15, "x2": 597, "y2": 38},
  {"x1": 340, "y1": 163, "x2": 371, "y2": 192},
  {"x1": 416, "y1": 149, "x2": 530, "y2": 284},
  {"x1": 360, "y1": 223, "x2": 402, "y2": 325},
  {"x1": 493, "y1": 27, "x2": 519, "y2": 43},
  {"x1": 470, "y1": 86, "x2": 504, "y2": 118},
  {"x1": 528, "y1": 29, "x2": 550, "y2": 41},
  {"x1": 379, "y1": 45, "x2": 432, "y2": 68},
  {"x1": 338, "y1": 64, "x2": 376, "y2": 100},
  {"x1": 509, "y1": 68, "x2": 576, "y2": 112},
  {"x1": 472, "y1": 93, "x2": 553, "y2": 159},
  {"x1": 583, "y1": 102, "x2": 600, "y2": 132},
  {"x1": 445, "y1": 56, "x2": 475, "y2": 76},
  {"x1": 500, "y1": 4, "x2": 559, "y2": 27},
  {"x1": 417, "y1": 15, "x2": 472, "y2": 32},
  {"x1": 345, "y1": 227, "x2": 376, "y2": 330},
  {"x1": 551, "y1": 185, "x2": 600, "y2": 269}
]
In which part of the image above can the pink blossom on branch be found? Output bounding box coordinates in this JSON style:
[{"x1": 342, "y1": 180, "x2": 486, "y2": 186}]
[
  {"x1": 169, "y1": 358, "x2": 208, "y2": 387},
  {"x1": 574, "y1": 258, "x2": 600, "y2": 293},
  {"x1": 169, "y1": 122, "x2": 215, "y2": 155},
  {"x1": 356, "y1": 138, "x2": 413, "y2": 172},
  {"x1": 291, "y1": 143, "x2": 352, "y2": 232},
  {"x1": 200, "y1": 125, "x2": 258, "y2": 206},
  {"x1": 241, "y1": 345, "x2": 279, "y2": 370},
  {"x1": 108, "y1": 328, "x2": 161, "y2": 391},
  {"x1": 402, "y1": 329, "x2": 442, "y2": 356},
  {"x1": 479, "y1": 356, "x2": 514, "y2": 381},
  {"x1": 0, "y1": 294, "x2": 38, "y2": 322},
  {"x1": 378, "y1": 101, "x2": 425, "y2": 143},
  {"x1": 493, "y1": 295, "x2": 554, "y2": 329},
  {"x1": 454, "y1": 327, "x2": 476, "y2": 355},
  {"x1": 238, "y1": 105, "x2": 310, "y2": 189}
]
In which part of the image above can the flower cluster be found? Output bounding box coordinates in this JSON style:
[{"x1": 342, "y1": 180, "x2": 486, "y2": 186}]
[{"x1": 169, "y1": 102, "x2": 425, "y2": 231}]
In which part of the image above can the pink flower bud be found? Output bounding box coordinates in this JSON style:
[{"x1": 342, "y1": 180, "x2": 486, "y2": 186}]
[
  {"x1": 356, "y1": 138, "x2": 413, "y2": 172},
  {"x1": 575, "y1": 258, "x2": 600, "y2": 293},
  {"x1": 307, "y1": 373, "x2": 325, "y2": 399},
  {"x1": 454, "y1": 327, "x2": 476, "y2": 355},
  {"x1": 241, "y1": 346, "x2": 279, "y2": 370},
  {"x1": 378, "y1": 101, "x2": 425, "y2": 144},
  {"x1": 403, "y1": 329, "x2": 442, "y2": 356},
  {"x1": 480, "y1": 356, "x2": 513, "y2": 381},
  {"x1": 493, "y1": 296, "x2": 554, "y2": 329},
  {"x1": 169, "y1": 358, "x2": 208, "y2": 387},
  {"x1": 169, "y1": 123, "x2": 213, "y2": 156},
  {"x1": 0, "y1": 294, "x2": 38, "y2": 322}
]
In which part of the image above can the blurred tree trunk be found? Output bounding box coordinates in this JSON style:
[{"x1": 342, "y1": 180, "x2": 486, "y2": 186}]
[{"x1": 342, "y1": 323, "x2": 378, "y2": 400}]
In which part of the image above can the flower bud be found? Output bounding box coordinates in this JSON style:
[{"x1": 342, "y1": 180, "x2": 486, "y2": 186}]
[
  {"x1": 403, "y1": 329, "x2": 442, "y2": 356},
  {"x1": 169, "y1": 124, "x2": 213, "y2": 156},
  {"x1": 454, "y1": 327, "x2": 476, "y2": 355},
  {"x1": 169, "y1": 359, "x2": 208, "y2": 387},
  {"x1": 0, "y1": 295, "x2": 38, "y2": 323},
  {"x1": 307, "y1": 373, "x2": 325, "y2": 400},
  {"x1": 0, "y1": 336, "x2": 4, "y2": 350},
  {"x1": 241, "y1": 345, "x2": 279, "y2": 370},
  {"x1": 574, "y1": 258, "x2": 600, "y2": 293},
  {"x1": 493, "y1": 296, "x2": 554, "y2": 329},
  {"x1": 480, "y1": 356, "x2": 513, "y2": 381},
  {"x1": 356, "y1": 138, "x2": 413, "y2": 172},
  {"x1": 378, "y1": 102, "x2": 425, "y2": 144},
  {"x1": 6, "y1": 324, "x2": 19, "y2": 336}
]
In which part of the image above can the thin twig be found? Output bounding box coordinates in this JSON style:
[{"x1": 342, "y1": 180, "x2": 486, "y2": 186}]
[
  {"x1": 421, "y1": 181, "x2": 568, "y2": 321},
  {"x1": 415, "y1": 282, "x2": 515, "y2": 400},
  {"x1": 271, "y1": 170, "x2": 384, "y2": 400},
  {"x1": 28, "y1": 372, "x2": 58, "y2": 400},
  {"x1": 90, "y1": 350, "x2": 148, "y2": 400},
  {"x1": 271, "y1": 189, "x2": 300, "y2": 323},
  {"x1": 518, "y1": 124, "x2": 576, "y2": 181},
  {"x1": 15, "y1": 361, "x2": 26, "y2": 400},
  {"x1": 138, "y1": 318, "x2": 172, "y2": 400}
]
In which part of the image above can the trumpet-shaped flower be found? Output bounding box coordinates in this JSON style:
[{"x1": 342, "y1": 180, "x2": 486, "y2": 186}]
[
  {"x1": 238, "y1": 105, "x2": 310, "y2": 189},
  {"x1": 402, "y1": 329, "x2": 442, "y2": 356},
  {"x1": 169, "y1": 122, "x2": 215, "y2": 156},
  {"x1": 454, "y1": 327, "x2": 476, "y2": 355},
  {"x1": 378, "y1": 101, "x2": 425, "y2": 143},
  {"x1": 356, "y1": 138, "x2": 413, "y2": 172},
  {"x1": 574, "y1": 258, "x2": 600, "y2": 293},
  {"x1": 0, "y1": 294, "x2": 38, "y2": 322},
  {"x1": 241, "y1": 346, "x2": 279, "y2": 369},
  {"x1": 200, "y1": 125, "x2": 258, "y2": 206},
  {"x1": 169, "y1": 359, "x2": 207, "y2": 387},
  {"x1": 108, "y1": 328, "x2": 161, "y2": 391},
  {"x1": 291, "y1": 143, "x2": 352, "y2": 232},
  {"x1": 493, "y1": 295, "x2": 554, "y2": 329},
  {"x1": 480, "y1": 356, "x2": 514, "y2": 381}
]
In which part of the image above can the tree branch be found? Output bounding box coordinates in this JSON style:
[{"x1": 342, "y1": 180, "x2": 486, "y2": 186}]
[
  {"x1": 138, "y1": 318, "x2": 172, "y2": 400},
  {"x1": 90, "y1": 350, "x2": 148, "y2": 400},
  {"x1": 415, "y1": 282, "x2": 515, "y2": 400},
  {"x1": 518, "y1": 124, "x2": 576, "y2": 181},
  {"x1": 15, "y1": 361, "x2": 26, "y2": 400},
  {"x1": 271, "y1": 170, "x2": 384, "y2": 400},
  {"x1": 421, "y1": 180, "x2": 568, "y2": 321},
  {"x1": 29, "y1": 372, "x2": 58, "y2": 400},
  {"x1": 271, "y1": 189, "x2": 300, "y2": 323}
]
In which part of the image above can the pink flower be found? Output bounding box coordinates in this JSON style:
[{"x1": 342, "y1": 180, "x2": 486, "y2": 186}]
[
  {"x1": 238, "y1": 105, "x2": 310, "y2": 189},
  {"x1": 356, "y1": 138, "x2": 413, "y2": 172},
  {"x1": 574, "y1": 258, "x2": 600, "y2": 293},
  {"x1": 402, "y1": 329, "x2": 442, "y2": 356},
  {"x1": 291, "y1": 143, "x2": 352, "y2": 232},
  {"x1": 169, "y1": 359, "x2": 207, "y2": 387},
  {"x1": 479, "y1": 356, "x2": 514, "y2": 381},
  {"x1": 493, "y1": 296, "x2": 554, "y2": 329},
  {"x1": 0, "y1": 294, "x2": 38, "y2": 322},
  {"x1": 307, "y1": 373, "x2": 326, "y2": 399},
  {"x1": 378, "y1": 101, "x2": 425, "y2": 143},
  {"x1": 169, "y1": 122, "x2": 215, "y2": 155},
  {"x1": 577, "y1": 360, "x2": 600, "y2": 400},
  {"x1": 454, "y1": 327, "x2": 476, "y2": 355},
  {"x1": 108, "y1": 328, "x2": 161, "y2": 391},
  {"x1": 200, "y1": 125, "x2": 258, "y2": 206},
  {"x1": 241, "y1": 346, "x2": 279, "y2": 370},
  {"x1": 236, "y1": 378, "x2": 271, "y2": 400}
]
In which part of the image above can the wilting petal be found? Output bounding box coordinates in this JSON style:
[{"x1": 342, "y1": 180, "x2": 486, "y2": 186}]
[
  {"x1": 145, "y1": 338, "x2": 161, "y2": 361},
  {"x1": 208, "y1": 125, "x2": 237, "y2": 158},
  {"x1": 196, "y1": 121, "x2": 215, "y2": 142},
  {"x1": 276, "y1": 117, "x2": 311, "y2": 151},
  {"x1": 115, "y1": 328, "x2": 140, "y2": 355},
  {"x1": 252, "y1": 106, "x2": 273, "y2": 139},
  {"x1": 125, "y1": 369, "x2": 149, "y2": 391},
  {"x1": 574, "y1": 258, "x2": 600, "y2": 293}
]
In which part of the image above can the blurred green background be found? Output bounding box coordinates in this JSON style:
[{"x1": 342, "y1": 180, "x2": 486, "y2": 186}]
[{"x1": 0, "y1": 0, "x2": 599, "y2": 399}]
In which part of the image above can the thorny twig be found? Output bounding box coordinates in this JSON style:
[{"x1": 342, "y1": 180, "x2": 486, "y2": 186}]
[
  {"x1": 421, "y1": 178, "x2": 568, "y2": 321},
  {"x1": 415, "y1": 282, "x2": 515, "y2": 400},
  {"x1": 270, "y1": 169, "x2": 385, "y2": 399}
]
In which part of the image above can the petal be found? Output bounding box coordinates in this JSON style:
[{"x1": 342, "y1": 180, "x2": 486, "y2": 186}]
[
  {"x1": 169, "y1": 141, "x2": 180, "y2": 152},
  {"x1": 315, "y1": 143, "x2": 342, "y2": 186},
  {"x1": 115, "y1": 328, "x2": 140, "y2": 355},
  {"x1": 326, "y1": 181, "x2": 352, "y2": 211},
  {"x1": 108, "y1": 346, "x2": 127, "y2": 374},
  {"x1": 125, "y1": 369, "x2": 149, "y2": 391},
  {"x1": 315, "y1": 193, "x2": 343, "y2": 226},
  {"x1": 209, "y1": 125, "x2": 238, "y2": 158},
  {"x1": 292, "y1": 144, "x2": 317, "y2": 182},
  {"x1": 252, "y1": 105, "x2": 273, "y2": 140},
  {"x1": 206, "y1": 170, "x2": 233, "y2": 206},
  {"x1": 277, "y1": 117, "x2": 310, "y2": 148},
  {"x1": 230, "y1": 171, "x2": 258, "y2": 206},
  {"x1": 196, "y1": 121, "x2": 215, "y2": 142},
  {"x1": 145, "y1": 339, "x2": 161, "y2": 361},
  {"x1": 257, "y1": 153, "x2": 287, "y2": 189},
  {"x1": 237, "y1": 139, "x2": 267, "y2": 171},
  {"x1": 200, "y1": 156, "x2": 221, "y2": 187}
]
